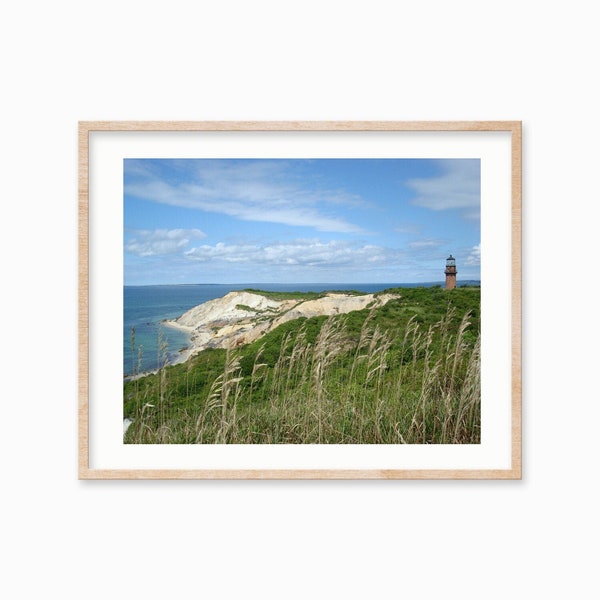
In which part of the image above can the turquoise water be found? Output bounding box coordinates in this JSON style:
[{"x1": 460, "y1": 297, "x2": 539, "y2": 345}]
[
  {"x1": 123, "y1": 281, "x2": 473, "y2": 376},
  {"x1": 124, "y1": 284, "x2": 234, "y2": 376}
]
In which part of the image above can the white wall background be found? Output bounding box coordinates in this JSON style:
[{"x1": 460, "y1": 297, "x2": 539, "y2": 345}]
[{"x1": 1, "y1": 2, "x2": 597, "y2": 598}]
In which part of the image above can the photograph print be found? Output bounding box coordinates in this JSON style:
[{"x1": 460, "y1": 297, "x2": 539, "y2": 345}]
[{"x1": 123, "y1": 157, "x2": 481, "y2": 445}]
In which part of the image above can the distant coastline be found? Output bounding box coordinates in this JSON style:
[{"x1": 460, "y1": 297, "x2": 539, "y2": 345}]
[{"x1": 124, "y1": 280, "x2": 481, "y2": 288}]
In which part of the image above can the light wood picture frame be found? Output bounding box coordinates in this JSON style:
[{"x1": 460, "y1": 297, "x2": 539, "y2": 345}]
[{"x1": 79, "y1": 121, "x2": 521, "y2": 480}]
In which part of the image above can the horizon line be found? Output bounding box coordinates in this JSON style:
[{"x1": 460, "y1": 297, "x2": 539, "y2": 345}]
[{"x1": 124, "y1": 279, "x2": 481, "y2": 288}]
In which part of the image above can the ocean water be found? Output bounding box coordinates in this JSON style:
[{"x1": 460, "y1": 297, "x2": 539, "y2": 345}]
[{"x1": 123, "y1": 281, "x2": 461, "y2": 376}]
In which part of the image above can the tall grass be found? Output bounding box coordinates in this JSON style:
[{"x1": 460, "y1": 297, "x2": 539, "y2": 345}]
[{"x1": 124, "y1": 302, "x2": 480, "y2": 444}]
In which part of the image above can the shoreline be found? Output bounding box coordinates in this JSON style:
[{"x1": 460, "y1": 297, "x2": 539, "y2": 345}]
[
  {"x1": 125, "y1": 320, "x2": 195, "y2": 380},
  {"x1": 162, "y1": 319, "x2": 193, "y2": 334},
  {"x1": 162, "y1": 319, "x2": 203, "y2": 365}
]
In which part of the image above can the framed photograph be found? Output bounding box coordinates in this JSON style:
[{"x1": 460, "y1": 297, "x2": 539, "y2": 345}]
[{"x1": 79, "y1": 121, "x2": 521, "y2": 479}]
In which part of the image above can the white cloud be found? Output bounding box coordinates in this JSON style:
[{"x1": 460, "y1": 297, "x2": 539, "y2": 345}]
[
  {"x1": 184, "y1": 239, "x2": 403, "y2": 269},
  {"x1": 465, "y1": 243, "x2": 481, "y2": 266},
  {"x1": 125, "y1": 228, "x2": 206, "y2": 257},
  {"x1": 407, "y1": 159, "x2": 480, "y2": 218},
  {"x1": 125, "y1": 160, "x2": 365, "y2": 233}
]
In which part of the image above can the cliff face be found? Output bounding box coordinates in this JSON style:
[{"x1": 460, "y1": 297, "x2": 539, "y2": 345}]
[{"x1": 166, "y1": 290, "x2": 397, "y2": 359}]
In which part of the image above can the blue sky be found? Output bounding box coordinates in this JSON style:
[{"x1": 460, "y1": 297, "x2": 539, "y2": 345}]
[{"x1": 124, "y1": 158, "x2": 480, "y2": 285}]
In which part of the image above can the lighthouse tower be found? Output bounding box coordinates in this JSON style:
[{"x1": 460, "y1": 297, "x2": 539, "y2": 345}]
[{"x1": 445, "y1": 255, "x2": 457, "y2": 290}]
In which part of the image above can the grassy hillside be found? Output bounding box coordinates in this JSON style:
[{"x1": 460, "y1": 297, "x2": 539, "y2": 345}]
[{"x1": 124, "y1": 286, "x2": 480, "y2": 444}]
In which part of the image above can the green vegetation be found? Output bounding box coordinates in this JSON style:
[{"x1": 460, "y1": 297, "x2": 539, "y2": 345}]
[
  {"x1": 243, "y1": 288, "x2": 365, "y2": 301},
  {"x1": 124, "y1": 287, "x2": 480, "y2": 445},
  {"x1": 243, "y1": 288, "x2": 324, "y2": 300},
  {"x1": 235, "y1": 304, "x2": 258, "y2": 312}
]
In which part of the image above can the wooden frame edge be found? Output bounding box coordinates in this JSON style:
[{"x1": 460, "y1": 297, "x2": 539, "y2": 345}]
[
  {"x1": 79, "y1": 122, "x2": 90, "y2": 479},
  {"x1": 79, "y1": 469, "x2": 521, "y2": 480},
  {"x1": 511, "y1": 122, "x2": 523, "y2": 479},
  {"x1": 78, "y1": 120, "x2": 522, "y2": 481},
  {"x1": 79, "y1": 120, "x2": 521, "y2": 132}
]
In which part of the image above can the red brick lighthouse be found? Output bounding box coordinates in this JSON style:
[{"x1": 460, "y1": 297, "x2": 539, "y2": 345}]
[{"x1": 445, "y1": 255, "x2": 457, "y2": 290}]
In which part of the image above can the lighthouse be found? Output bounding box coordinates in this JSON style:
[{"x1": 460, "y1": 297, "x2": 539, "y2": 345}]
[{"x1": 445, "y1": 255, "x2": 457, "y2": 290}]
